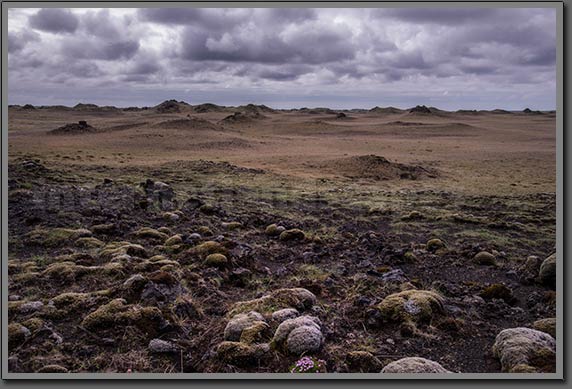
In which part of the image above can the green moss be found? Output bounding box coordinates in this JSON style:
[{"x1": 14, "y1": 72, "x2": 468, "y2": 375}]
[
  {"x1": 377, "y1": 290, "x2": 445, "y2": 325},
  {"x1": 133, "y1": 227, "x2": 168, "y2": 243},
  {"x1": 531, "y1": 318, "x2": 556, "y2": 338},
  {"x1": 27, "y1": 228, "x2": 92, "y2": 247},
  {"x1": 474, "y1": 251, "x2": 497, "y2": 266},
  {"x1": 222, "y1": 221, "x2": 243, "y2": 230},
  {"x1": 279, "y1": 229, "x2": 306, "y2": 242},
  {"x1": 480, "y1": 283, "x2": 515, "y2": 304},
  {"x1": 195, "y1": 227, "x2": 212, "y2": 237},
  {"x1": 165, "y1": 234, "x2": 183, "y2": 246},
  {"x1": 239, "y1": 321, "x2": 270, "y2": 344},
  {"x1": 426, "y1": 238, "x2": 445, "y2": 252},
  {"x1": 188, "y1": 241, "x2": 228, "y2": 258},
  {"x1": 99, "y1": 241, "x2": 148, "y2": 260},
  {"x1": 8, "y1": 323, "x2": 30, "y2": 348},
  {"x1": 75, "y1": 237, "x2": 104, "y2": 249},
  {"x1": 81, "y1": 298, "x2": 164, "y2": 335},
  {"x1": 228, "y1": 288, "x2": 316, "y2": 317},
  {"x1": 204, "y1": 253, "x2": 229, "y2": 269},
  {"x1": 297, "y1": 264, "x2": 330, "y2": 281}
]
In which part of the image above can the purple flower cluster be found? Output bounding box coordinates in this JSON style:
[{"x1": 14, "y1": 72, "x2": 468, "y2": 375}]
[{"x1": 290, "y1": 356, "x2": 326, "y2": 373}]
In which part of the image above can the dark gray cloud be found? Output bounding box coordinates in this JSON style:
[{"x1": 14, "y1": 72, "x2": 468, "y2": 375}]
[
  {"x1": 29, "y1": 8, "x2": 79, "y2": 33},
  {"x1": 8, "y1": 7, "x2": 557, "y2": 110},
  {"x1": 379, "y1": 8, "x2": 498, "y2": 25},
  {"x1": 8, "y1": 30, "x2": 40, "y2": 53},
  {"x1": 61, "y1": 38, "x2": 140, "y2": 60}
]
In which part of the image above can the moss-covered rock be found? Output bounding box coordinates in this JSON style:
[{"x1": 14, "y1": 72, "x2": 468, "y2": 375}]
[
  {"x1": 279, "y1": 229, "x2": 306, "y2": 242},
  {"x1": 272, "y1": 316, "x2": 321, "y2": 344},
  {"x1": 75, "y1": 237, "x2": 105, "y2": 249},
  {"x1": 216, "y1": 341, "x2": 271, "y2": 366},
  {"x1": 228, "y1": 288, "x2": 316, "y2": 317},
  {"x1": 222, "y1": 221, "x2": 243, "y2": 230},
  {"x1": 381, "y1": 357, "x2": 452, "y2": 373},
  {"x1": 204, "y1": 253, "x2": 229, "y2": 269},
  {"x1": 26, "y1": 228, "x2": 92, "y2": 247},
  {"x1": 187, "y1": 241, "x2": 228, "y2": 258},
  {"x1": 265, "y1": 224, "x2": 286, "y2": 237},
  {"x1": 8, "y1": 323, "x2": 31, "y2": 348},
  {"x1": 240, "y1": 321, "x2": 271, "y2": 345},
  {"x1": 480, "y1": 283, "x2": 515, "y2": 304},
  {"x1": 345, "y1": 351, "x2": 383, "y2": 373},
  {"x1": 426, "y1": 238, "x2": 445, "y2": 252},
  {"x1": 531, "y1": 318, "x2": 556, "y2": 338},
  {"x1": 99, "y1": 241, "x2": 148, "y2": 260},
  {"x1": 539, "y1": 253, "x2": 556, "y2": 289},
  {"x1": 197, "y1": 226, "x2": 213, "y2": 236},
  {"x1": 473, "y1": 251, "x2": 497, "y2": 266},
  {"x1": 133, "y1": 227, "x2": 168, "y2": 243},
  {"x1": 377, "y1": 290, "x2": 445, "y2": 325},
  {"x1": 164, "y1": 234, "x2": 183, "y2": 246},
  {"x1": 492, "y1": 327, "x2": 556, "y2": 373},
  {"x1": 81, "y1": 298, "x2": 165, "y2": 335},
  {"x1": 224, "y1": 311, "x2": 265, "y2": 341}
]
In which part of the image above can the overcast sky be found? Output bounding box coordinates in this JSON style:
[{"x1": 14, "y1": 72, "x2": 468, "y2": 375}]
[{"x1": 7, "y1": 7, "x2": 557, "y2": 110}]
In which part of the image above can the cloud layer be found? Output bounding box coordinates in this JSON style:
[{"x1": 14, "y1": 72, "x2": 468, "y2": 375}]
[{"x1": 7, "y1": 7, "x2": 557, "y2": 109}]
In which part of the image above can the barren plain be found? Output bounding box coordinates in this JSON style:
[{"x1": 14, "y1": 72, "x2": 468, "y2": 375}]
[{"x1": 7, "y1": 101, "x2": 557, "y2": 374}]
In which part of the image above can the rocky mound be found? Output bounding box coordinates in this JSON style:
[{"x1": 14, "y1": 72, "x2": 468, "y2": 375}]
[
  {"x1": 238, "y1": 104, "x2": 275, "y2": 114},
  {"x1": 153, "y1": 117, "x2": 220, "y2": 131},
  {"x1": 154, "y1": 100, "x2": 190, "y2": 114},
  {"x1": 219, "y1": 111, "x2": 265, "y2": 125},
  {"x1": 321, "y1": 154, "x2": 438, "y2": 180},
  {"x1": 193, "y1": 103, "x2": 226, "y2": 113},
  {"x1": 408, "y1": 105, "x2": 432, "y2": 114},
  {"x1": 523, "y1": 108, "x2": 543, "y2": 115},
  {"x1": 369, "y1": 106, "x2": 403, "y2": 114},
  {"x1": 49, "y1": 121, "x2": 99, "y2": 135}
]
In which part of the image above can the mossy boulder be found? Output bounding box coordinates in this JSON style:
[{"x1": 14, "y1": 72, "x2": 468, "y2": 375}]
[
  {"x1": 473, "y1": 251, "x2": 497, "y2": 266},
  {"x1": 224, "y1": 311, "x2": 265, "y2": 341},
  {"x1": 381, "y1": 357, "x2": 452, "y2": 373},
  {"x1": 271, "y1": 308, "x2": 299, "y2": 323},
  {"x1": 377, "y1": 290, "x2": 445, "y2": 325},
  {"x1": 426, "y1": 238, "x2": 445, "y2": 252},
  {"x1": 27, "y1": 228, "x2": 92, "y2": 247},
  {"x1": 480, "y1": 283, "x2": 516, "y2": 304},
  {"x1": 204, "y1": 253, "x2": 229, "y2": 269},
  {"x1": 164, "y1": 234, "x2": 183, "y2": 246},
  {"x1": 271, "y1": 315, "x2": 323, "y2": 355},
  {"x1": 240, "y1": 321, "x2": 271, "y2": 345},
  {"x1": 133, "y1": 227, "x2": 168, "y2": 244},
  {"x1": 228, "y1": 288, "x2": 316, "y2": 317},
  {"x1": 21, "y1": 318, "x2": 44, "y2": 332},
  {"x1": 222, "y1": 221, "x2": 243, "y2": 230},
  {"x1": 531, "y1": 318, "x2": 556, "y2": 338},
  {"x1": 345, "y1": 351, "x2": 383, "y2": 373},
  {"x1": 216, "y1": 341, "x2": 271, "y2": 366},
  {"x1": 8, "y1": 323, "x2": 31, "y2": 348},
  {"x1": 75, "y1": 237, "x2": 105, "y2": 249},
  {"x1": 492, "y1": 327, "x2": 556, "y2": 373},
  {"x1": 99, "y1": 241, "x2": 148, "y2": 260},
  {"x1": 265, "y1": 224, "x2": 286, "y2": 237},
  {"x1": 279, "y1": 229, "x2": 306, "y2": 242},
  {"x1": 81, "y1": 298, "x2": 165, "y2": 335},
  {"x1": 187, "y1": 241, "x2": 228, "y2": 258},
  {"x1": 538, "y1": 253, "x2": 556, "y2": 289},
  {"x1": 197, "y1": 226, "x2": 213, "y2": 236},
  {"x1": 42, "y1": 262, "x2": 92, "y2": 281}
]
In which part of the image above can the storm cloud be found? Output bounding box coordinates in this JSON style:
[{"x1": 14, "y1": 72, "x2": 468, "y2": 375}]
[{"x1": 8, "y1": 7, "x2": 557, "y2": 110}]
